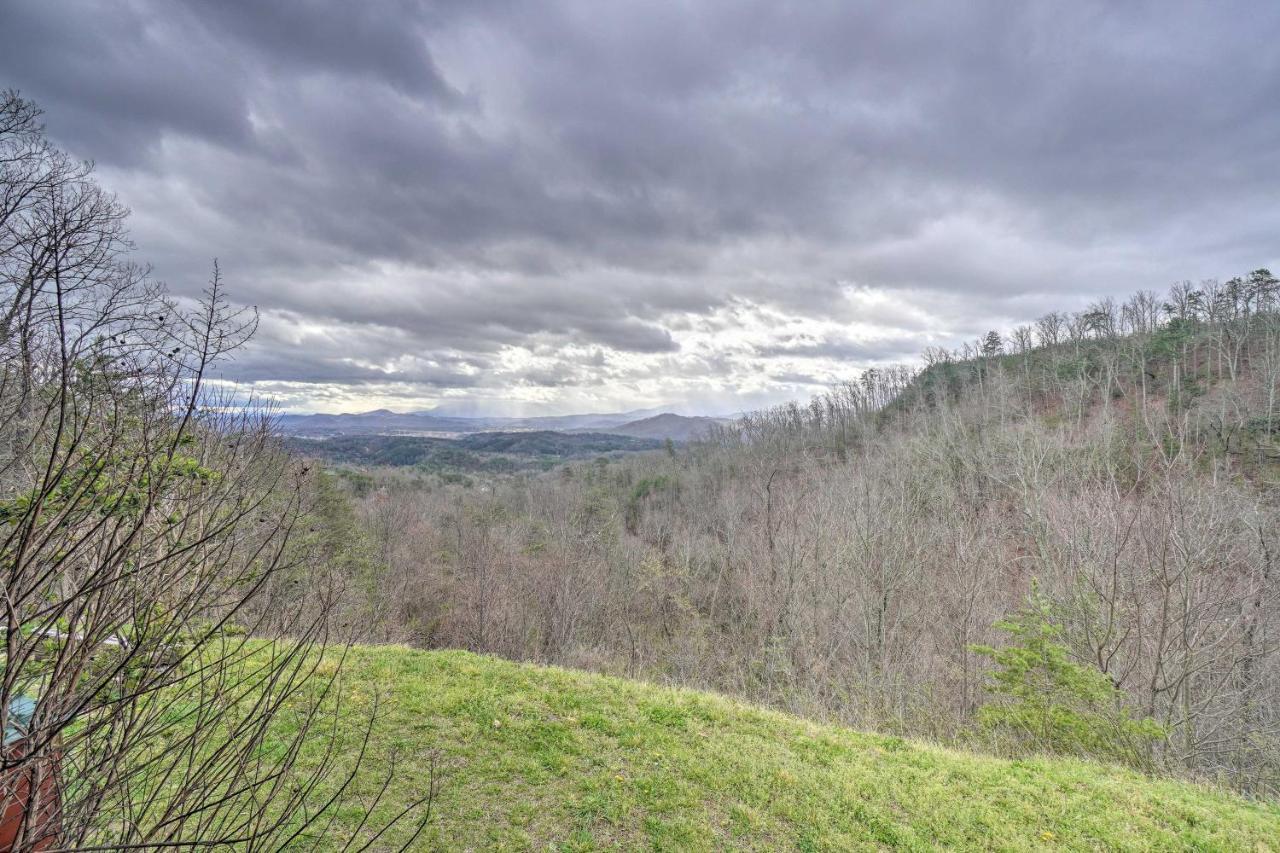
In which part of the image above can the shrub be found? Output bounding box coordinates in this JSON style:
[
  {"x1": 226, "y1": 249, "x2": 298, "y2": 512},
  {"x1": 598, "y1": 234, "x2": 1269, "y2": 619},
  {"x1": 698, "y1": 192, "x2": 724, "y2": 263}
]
[{"x1": 972, "y1": 594, "x2": 1163, "y2": 768}]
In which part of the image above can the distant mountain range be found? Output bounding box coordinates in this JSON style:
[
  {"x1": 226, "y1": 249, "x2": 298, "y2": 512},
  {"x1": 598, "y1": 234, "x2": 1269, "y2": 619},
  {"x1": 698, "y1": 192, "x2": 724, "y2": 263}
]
[{"x1": 275, "y1": 408, "x2": 731, "y2": 442}]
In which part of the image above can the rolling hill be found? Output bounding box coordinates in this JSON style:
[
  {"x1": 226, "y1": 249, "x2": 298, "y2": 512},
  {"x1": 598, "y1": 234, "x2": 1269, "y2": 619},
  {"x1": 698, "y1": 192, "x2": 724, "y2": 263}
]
[
  {"x1": 285, "y1": 431, "x2": 662, "y2": 470},
  {"x1": 299, "y1": 646, "x2": 1280, "y2": 850},
  {"x1": 455, "y1": 430, "x2": 662, "y2": 455},
  {"x1": 274, "y1": 409, "x2": 481, "y2": 437},
  {"x1": 597, "y1": 412, "x2": 725, "y2": 442}
]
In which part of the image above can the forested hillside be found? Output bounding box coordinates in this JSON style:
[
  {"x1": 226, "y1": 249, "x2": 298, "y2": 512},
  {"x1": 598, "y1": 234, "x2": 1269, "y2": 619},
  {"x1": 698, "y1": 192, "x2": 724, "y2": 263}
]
[
  {"x1": 590, "y1": 412, "x2": 725, "y2": 442},
  {"x1": 286, "y1": 431, "x2": 662, "y2": 473},
  {"x1": 324, "y1": 273, "x2": 1280, "y2": 794}
]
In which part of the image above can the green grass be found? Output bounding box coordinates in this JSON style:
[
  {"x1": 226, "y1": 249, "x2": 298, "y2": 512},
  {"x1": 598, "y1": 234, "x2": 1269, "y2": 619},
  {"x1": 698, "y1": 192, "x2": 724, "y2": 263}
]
[{"x1": 294, "y1": 646, "x2": 1280, "y2": 851}]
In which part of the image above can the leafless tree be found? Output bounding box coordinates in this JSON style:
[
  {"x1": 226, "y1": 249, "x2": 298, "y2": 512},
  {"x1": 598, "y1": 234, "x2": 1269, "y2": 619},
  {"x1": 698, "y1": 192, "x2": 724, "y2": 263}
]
[{"x1": 0, "y1": 90, "x2": 427, "y2": 851}]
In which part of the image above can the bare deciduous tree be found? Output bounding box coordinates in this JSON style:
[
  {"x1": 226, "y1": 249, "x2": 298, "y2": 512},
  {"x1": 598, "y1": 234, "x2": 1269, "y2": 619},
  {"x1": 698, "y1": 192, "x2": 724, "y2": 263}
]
[{"x1": 0, "y1": 90, "x2": 427, "y2": 851}]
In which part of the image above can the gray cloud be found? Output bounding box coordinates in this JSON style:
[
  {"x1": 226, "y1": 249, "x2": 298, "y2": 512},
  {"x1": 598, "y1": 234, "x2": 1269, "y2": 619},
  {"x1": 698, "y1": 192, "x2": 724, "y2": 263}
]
[
  {"x1": 755, "y1": 334, "x2": 924, "y2": 363},
  {"x1": 2, "y1": 0, "x2": 1277, "y2": 413}
]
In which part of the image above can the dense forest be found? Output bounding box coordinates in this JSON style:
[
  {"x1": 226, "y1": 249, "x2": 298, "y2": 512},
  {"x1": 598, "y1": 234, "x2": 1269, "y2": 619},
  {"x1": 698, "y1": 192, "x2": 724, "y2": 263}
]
[
  {"x1": 321, "y1": 272, "x2": 1280, "y2": 794},
  {"x1": 287, "y1": 431, "x2": 664, "y2": 474}
]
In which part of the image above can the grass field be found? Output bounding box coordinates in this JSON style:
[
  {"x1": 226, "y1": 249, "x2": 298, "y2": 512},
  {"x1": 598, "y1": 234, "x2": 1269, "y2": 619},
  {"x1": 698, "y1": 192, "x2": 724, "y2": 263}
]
[{"x1": 297, "y1": 645, "x2": 1280, "y2": 851}]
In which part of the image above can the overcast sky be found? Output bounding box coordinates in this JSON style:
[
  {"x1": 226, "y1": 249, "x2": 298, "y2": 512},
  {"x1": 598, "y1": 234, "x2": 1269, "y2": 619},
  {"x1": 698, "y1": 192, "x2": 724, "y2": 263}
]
[{"x1": 2, "y1": 1, "x2": 1277, "y2": 415}]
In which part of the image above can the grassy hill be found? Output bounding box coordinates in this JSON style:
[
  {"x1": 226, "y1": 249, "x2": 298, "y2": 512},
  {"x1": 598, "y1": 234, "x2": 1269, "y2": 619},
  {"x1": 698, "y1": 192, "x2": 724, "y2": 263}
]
[{"x1": 303, "y1": 646, "x2": 1280, "y2": 851}]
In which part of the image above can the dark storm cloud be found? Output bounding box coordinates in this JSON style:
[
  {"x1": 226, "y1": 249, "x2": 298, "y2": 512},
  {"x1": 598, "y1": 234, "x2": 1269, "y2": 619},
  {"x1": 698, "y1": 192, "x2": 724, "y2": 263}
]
[
  {"x1": 1, "y1": 0, "x2": 1277, "y2": 412},
  {"x1": 181, "y1": 0, "x2": 461, "y2": 101}
]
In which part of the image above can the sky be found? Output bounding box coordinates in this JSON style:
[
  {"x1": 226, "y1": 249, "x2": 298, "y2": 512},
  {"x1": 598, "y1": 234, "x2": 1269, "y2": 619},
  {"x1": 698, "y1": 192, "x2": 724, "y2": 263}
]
[{"x1": 2, "y1": 1, "x2": 1277, "y2": 415}]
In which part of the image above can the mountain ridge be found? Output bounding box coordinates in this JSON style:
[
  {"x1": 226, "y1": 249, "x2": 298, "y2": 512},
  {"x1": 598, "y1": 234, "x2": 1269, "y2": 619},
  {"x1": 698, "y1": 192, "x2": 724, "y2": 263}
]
[
  {"x1": 585, "y1": 412, "x2": 725, "y2": 442},
  {"x1": 275, "y1": 407, "x2": 734, "y2": 439}
]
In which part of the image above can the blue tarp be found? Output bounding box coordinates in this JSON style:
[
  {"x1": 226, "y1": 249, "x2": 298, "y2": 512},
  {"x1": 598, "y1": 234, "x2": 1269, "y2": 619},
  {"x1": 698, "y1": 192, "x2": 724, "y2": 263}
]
[{"x1": 4, "y1": 695, "x2": 36, "y2": 746}]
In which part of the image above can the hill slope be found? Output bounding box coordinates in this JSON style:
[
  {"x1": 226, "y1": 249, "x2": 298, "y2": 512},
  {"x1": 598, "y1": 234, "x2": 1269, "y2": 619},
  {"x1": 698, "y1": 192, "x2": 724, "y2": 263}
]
[
  {"x1": 600, "y1": 412, "x2": 724, "y2": 442},
  {"x1": 307, "y1": 647, "x2": 1280, "y2": 850}
]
